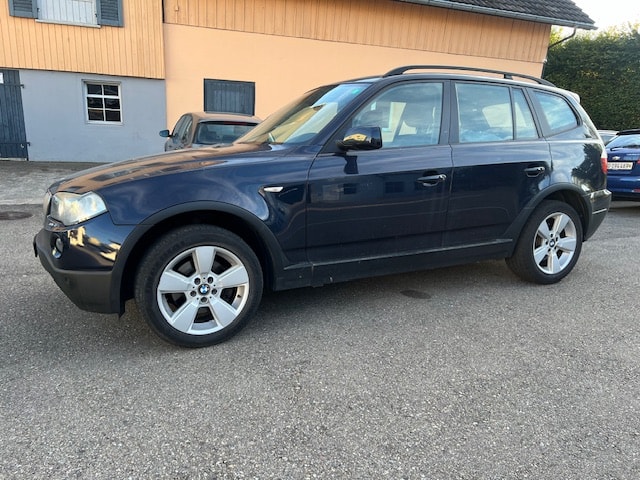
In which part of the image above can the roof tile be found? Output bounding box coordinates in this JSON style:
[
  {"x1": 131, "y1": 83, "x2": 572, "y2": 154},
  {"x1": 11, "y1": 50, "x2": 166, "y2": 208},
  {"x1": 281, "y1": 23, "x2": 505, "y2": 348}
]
[{"x1": 397, "y1": 0, "x2": 596, "y2": 29}]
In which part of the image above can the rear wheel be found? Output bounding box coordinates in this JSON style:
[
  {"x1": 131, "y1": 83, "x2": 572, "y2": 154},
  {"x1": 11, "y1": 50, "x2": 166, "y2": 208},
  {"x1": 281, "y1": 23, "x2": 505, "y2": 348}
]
[
  {"x1": 506, "y1": 200, "x2": 583, "y2": 284},
  {"x1": 135, "y1": 225, "x2": 263, "y2": 347}
]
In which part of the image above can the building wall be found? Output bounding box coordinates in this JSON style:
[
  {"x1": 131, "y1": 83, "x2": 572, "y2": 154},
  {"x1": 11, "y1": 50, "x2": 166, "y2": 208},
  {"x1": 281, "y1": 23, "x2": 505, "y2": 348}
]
[
  {"x1": 21, "y1": 70, "x2": 166, "y2": 162},
  {"x1": 163, "y1": 0, "x2": 549, "y2": 64},
  {"x1": 0, "y1": 0, "x2": 164, "y2": 79},
  {"x1": 163, "y1": 23, "x2": 550, "y2": 127},
  {"x1": 162, "y1": 0, "x2": 551, "y2": 126}
]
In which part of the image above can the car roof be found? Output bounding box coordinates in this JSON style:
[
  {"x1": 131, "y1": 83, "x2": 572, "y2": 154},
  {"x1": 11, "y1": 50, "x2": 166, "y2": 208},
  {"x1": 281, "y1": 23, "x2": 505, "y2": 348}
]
[
  {"x1": 615, "y1": 129, "x2": 640, "y2": 136},
  {"x1": 342, "y1": 65, "x2": 555, "y2": 87},
  {"x1": 190, "y1": 112, "x2": 261, "y2": 124},
  {"x1": 335, "y1": 65, "x2": 579, "y2": 101},
  {"x1": 382, "y1": 65, "x2": 555, "y2": 86}
]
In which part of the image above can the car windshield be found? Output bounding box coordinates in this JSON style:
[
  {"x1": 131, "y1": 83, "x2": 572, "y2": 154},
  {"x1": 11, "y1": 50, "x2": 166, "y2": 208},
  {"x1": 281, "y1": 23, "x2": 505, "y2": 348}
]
[
  {"x1": 608, "y1": 133, "x2": 640, "y2": 149},
  {"x1": 237, "y1": 83, "x2": 371, "y2": 145}
]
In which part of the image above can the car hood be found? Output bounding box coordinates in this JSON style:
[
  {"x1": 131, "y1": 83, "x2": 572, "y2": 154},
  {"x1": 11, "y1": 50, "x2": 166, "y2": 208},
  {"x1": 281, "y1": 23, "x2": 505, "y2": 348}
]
[{"x1": 48, "y1": 143, "x2": 279, "y2": 194}]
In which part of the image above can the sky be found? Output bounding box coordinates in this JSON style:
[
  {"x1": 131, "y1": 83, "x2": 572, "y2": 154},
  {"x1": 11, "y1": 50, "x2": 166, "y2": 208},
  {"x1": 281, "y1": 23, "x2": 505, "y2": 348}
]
[{"x1": 571, "y1": 0, "x2": 640, "y2": 30}]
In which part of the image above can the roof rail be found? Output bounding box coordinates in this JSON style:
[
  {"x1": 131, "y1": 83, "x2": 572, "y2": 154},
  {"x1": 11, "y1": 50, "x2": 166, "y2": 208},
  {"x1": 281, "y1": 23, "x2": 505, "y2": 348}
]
[{"x1": 383, "y1": 65, "x2": 555, "y2": 87}]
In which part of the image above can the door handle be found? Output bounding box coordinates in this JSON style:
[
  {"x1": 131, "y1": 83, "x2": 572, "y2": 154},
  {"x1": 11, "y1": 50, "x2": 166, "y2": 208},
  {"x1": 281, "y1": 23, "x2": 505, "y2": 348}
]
[
  {"x1": 417, "y1": 174, "x2": 446, "y2": 186},
  {"x1": 524, "y1": 166, "x2": 545, "y2": 177}
]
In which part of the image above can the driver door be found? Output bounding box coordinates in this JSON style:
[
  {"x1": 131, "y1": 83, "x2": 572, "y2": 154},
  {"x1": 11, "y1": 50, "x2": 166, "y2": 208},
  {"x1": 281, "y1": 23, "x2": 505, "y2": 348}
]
[{"x1": 306, "y1": 81, "x2": 452, "y2": 267}]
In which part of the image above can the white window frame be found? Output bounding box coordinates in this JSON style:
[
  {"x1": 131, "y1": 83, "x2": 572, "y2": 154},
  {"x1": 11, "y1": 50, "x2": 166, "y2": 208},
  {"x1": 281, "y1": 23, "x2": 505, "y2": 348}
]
[
  {"x1": 84, "y1": 81, "x2": 123, "y2": 125},
  {"x1": 37, "y1": 0, "x2": 98, "y2": 27}
]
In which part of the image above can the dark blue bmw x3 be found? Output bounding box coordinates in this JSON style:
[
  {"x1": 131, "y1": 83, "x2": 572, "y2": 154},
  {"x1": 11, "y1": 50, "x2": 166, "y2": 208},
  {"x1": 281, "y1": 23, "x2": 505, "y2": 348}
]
[{"x1": 34, "y1": 66, "x2": 611, "y2": 347}]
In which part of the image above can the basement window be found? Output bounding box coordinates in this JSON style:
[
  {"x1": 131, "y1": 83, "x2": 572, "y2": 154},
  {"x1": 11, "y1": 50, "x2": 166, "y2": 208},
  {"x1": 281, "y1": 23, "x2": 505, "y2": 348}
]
[{"x1": 85, "y1": 82, "x2": 122, "y2": 123}]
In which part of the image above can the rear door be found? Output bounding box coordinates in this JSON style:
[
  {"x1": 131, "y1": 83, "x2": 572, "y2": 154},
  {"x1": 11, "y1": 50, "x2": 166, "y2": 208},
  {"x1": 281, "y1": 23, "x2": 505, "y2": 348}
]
[{"x1": 446, "y1": 82, "x2": 550, "y2": 246}]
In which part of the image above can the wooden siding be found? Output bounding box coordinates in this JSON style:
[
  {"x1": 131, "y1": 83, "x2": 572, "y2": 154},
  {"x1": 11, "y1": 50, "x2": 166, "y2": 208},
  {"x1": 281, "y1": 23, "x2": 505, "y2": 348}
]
[
  {"x1": 163, "y1": 0, "x2": 550, "y2": 63},
  {"x1": 0, "y1": 0, "x2": 164, "y2": 79}
]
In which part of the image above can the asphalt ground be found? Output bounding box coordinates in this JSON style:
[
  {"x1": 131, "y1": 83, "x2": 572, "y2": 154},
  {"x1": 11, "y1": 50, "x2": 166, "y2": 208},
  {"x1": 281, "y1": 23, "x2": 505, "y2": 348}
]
[
  {"x1": 1, "y1": 160, "x2": 639, "y2": 478},
  {"x1": 0, "y1": 160, "x2": 96, "y2": 205}
]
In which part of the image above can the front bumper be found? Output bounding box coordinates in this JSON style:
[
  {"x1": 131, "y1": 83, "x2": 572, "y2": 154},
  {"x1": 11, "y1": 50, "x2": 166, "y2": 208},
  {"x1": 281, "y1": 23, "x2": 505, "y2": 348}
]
[
  {"x1": 35, "y1": 229, "x2": 117, "y2": 313},
  {"x1": 33, "y1": 214, "x2": 135, "y2": 314}
]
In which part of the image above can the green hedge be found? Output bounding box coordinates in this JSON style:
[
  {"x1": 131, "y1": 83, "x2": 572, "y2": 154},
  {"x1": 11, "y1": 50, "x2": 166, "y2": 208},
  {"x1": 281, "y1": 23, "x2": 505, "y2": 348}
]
[{"x1": 543, "y1": 27, "x2": 640, "y2": 131}]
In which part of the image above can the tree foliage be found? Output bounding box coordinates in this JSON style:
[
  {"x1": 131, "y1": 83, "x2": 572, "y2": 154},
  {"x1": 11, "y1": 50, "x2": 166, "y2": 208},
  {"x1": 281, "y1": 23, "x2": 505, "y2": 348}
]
[{"x1": 543, "y1": 26, "x2": 640, "y2": 130}]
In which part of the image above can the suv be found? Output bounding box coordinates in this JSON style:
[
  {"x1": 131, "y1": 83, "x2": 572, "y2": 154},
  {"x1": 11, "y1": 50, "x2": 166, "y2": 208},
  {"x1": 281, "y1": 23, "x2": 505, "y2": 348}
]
[{"x1": 34, "y1": 66, "x2": 611, "y2": 347}]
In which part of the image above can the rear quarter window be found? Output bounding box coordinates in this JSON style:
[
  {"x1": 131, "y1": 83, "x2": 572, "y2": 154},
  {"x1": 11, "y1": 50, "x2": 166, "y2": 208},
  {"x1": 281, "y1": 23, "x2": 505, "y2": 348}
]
[{"x1": 532, "y1": 91, "x2": 579, "y2": 135}]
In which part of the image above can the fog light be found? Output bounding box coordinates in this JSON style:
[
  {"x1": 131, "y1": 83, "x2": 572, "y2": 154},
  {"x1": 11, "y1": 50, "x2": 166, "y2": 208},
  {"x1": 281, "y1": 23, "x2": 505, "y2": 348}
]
[{"x1": 52, "y1": 237, "x2": 65, "y2": 258}]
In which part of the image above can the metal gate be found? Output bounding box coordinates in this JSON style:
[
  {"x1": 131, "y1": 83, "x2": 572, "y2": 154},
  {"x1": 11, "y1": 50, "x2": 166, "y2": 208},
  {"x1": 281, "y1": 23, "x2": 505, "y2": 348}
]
[
  {"x1": 204, "y1": 79, "x2": 256, "y2": 116},
  {"x1": 0, "y1": 69, "x2": 29, "y2": 159}
]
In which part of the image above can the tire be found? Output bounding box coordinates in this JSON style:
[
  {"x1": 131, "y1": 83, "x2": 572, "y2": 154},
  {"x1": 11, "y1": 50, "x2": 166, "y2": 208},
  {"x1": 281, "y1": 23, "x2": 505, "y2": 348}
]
[
  {"x1": 506, "y1": 200, "x2": 583, "y2": 284},
  {"x1": 134, "y1": 225, "x2": 263, "y2": 347}
]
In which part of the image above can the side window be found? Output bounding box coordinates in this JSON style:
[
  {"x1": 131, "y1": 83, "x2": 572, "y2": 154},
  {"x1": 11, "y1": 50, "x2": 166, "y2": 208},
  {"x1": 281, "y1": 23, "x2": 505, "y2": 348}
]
[
  {"x1": 171, "y1": 115, "x2": 191, "y2": 142},
  {"x1": 350, "y1": 82, "x2": 443, "y2": 148},
  {"x1": 171, "y1": 115, "x2": 189, "y2": 137},
  {"x1": 513, "y1": 89, "x2": 538, "y2": 140},
  {"x1": 532, "y1": 91, "x2": 579, "y2": 135},
  {"x1": 180, "y1": 117, "x2": 193, "y2": 144},
  {"x1": 456, "y1": 83, "x2": 513, "y2": 143}
]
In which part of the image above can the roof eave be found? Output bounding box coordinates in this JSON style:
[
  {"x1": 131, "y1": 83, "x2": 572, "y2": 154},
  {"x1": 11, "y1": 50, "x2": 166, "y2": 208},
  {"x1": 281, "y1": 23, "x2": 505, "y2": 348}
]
[{"x1": 395, "y1": 0, "x2": 597, "y2": 30}]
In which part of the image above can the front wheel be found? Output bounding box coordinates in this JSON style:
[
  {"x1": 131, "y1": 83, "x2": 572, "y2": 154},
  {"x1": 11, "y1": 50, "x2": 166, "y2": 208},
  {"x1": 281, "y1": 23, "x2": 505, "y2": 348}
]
[
  {"x1": 135, "y1": 225, "x2": 263, "y2": 347},
  {"x1": 506, "y1": 200, "x2": 583, "y2": 284}
]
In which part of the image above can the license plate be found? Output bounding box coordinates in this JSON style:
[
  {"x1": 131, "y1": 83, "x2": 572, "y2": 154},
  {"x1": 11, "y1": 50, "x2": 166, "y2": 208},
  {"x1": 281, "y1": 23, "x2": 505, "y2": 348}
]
[{"x1": 608, "y1": 162, "x2": 634, "y2": 171}]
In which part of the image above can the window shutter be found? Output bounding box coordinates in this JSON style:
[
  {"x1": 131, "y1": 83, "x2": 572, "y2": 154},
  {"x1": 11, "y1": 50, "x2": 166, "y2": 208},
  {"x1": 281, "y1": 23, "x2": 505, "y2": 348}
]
[
  {"x1": 9, "y1": 0, "x2": 36, "y2": 18},
  {"x1": 96, "y1": 0, "x2": 123, "y2": 26}
]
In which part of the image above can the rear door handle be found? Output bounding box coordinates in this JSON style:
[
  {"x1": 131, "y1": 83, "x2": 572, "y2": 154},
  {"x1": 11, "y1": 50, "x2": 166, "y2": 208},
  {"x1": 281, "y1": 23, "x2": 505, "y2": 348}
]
[
  {"x1": 417, "y1": 174, "x2": 447, "y2": 186},
  {"x1": 524, "y1": 166, "x2": 545, "y2": 177}
]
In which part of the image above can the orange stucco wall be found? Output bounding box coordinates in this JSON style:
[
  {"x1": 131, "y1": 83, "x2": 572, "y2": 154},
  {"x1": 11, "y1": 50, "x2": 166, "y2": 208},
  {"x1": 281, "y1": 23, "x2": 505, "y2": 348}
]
[{"x1": 163, "y1": 23, "x2": 547, "y2": 128}]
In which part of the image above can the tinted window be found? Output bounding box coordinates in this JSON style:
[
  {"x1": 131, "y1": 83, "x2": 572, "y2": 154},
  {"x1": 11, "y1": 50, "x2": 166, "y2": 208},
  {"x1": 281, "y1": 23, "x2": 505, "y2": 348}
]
[
  {"x1": 351, "y1": 82, "x2": 443, "y2": 148},
  {"x1": 456, "y1": 83, "x2": 513, "y2": 143},
  {"x1": 533, "y1": 91, "x2": 578, "y2": 135},
  {"x1": 513, "y1": 89, "x2": 538, "y2": 140}
]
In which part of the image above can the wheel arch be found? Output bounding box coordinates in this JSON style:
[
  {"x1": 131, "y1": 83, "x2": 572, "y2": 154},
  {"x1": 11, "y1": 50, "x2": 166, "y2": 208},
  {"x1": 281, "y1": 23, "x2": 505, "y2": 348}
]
[
  {"x1": 504, "y1": 184, "x2": 590, "y2": 256},
  {"x1": 114, "y1": 202, "x2": 285, "y2": 312}
]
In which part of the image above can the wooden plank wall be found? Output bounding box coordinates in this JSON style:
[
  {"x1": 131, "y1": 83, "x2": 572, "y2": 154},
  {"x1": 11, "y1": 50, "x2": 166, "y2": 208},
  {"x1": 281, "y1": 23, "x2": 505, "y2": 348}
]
[
  {"x1": 163, "y1": 0, "x2": 549, "y2": 63},
  {"x1": 0, "y1": 0, "x2": 164, "y2": 79}
]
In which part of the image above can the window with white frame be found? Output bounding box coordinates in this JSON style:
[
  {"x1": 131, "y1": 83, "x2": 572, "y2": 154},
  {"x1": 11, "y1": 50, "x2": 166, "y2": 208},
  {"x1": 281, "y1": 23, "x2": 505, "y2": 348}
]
[
  {"x1": 85, "y1": 82, "x2": 122, "y2": 123},
  {"x1": 38, "y1": 0, "x2": 97, "y2": 26}
]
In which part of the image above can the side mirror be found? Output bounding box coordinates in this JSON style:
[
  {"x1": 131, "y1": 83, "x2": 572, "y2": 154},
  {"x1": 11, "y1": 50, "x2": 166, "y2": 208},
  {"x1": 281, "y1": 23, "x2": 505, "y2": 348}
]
[
  {"x1": 337, "y1": 127, "x2": 382, "y2": 151},
  {"x1": 159, "y1": 129, "x2": 171, "y2": 138}
]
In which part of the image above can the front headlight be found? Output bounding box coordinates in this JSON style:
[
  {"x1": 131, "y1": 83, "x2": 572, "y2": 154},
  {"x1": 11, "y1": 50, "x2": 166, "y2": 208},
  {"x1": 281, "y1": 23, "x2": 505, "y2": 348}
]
[{"x1": 50, "y1": 192, "x2": 107, "y2": 226}]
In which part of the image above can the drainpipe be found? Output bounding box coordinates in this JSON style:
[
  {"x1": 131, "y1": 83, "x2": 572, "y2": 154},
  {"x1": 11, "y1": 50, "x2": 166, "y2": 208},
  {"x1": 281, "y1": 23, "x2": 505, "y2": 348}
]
[{"x1": 543, "y1": 28, "x2": 577, "y2": 77}]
